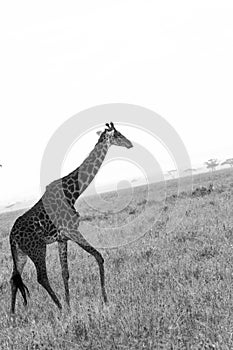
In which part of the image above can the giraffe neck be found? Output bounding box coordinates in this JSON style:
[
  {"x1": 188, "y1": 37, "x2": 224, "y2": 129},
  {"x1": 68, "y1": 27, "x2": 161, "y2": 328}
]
[{"x1": 62, "y1": 139, "x2": 109, "y2": 205}]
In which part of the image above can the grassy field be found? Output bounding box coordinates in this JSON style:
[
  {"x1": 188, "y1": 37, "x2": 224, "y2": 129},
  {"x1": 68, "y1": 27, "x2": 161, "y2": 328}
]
[{"x1": 0, "y1": 169, "x2": 233, "y2": 349}]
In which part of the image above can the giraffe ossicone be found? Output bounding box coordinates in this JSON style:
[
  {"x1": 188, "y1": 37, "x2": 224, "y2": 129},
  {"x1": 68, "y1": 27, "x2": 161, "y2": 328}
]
[{"x1": 9, "y1": 122, "x2": 133, "y2": 313}]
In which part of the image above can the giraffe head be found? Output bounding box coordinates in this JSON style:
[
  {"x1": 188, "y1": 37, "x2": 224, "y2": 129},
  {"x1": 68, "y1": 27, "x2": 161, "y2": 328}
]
[{"x1": 97, "y1": 122, "x2": 133, "y2": 149}]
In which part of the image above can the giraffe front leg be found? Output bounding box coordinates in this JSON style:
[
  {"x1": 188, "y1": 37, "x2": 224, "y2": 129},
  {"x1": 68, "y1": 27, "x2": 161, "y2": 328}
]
[
  {"x1": 68, "y1": 230, "x2": 108, "y2": 304},
  {"x1": 58, "y1": 240, "x2": 70, "y2": 307}
]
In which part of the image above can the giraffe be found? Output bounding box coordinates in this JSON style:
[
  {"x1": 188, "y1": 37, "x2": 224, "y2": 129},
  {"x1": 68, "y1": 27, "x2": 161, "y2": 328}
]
[{"x1": 9, "y1": 122, "x2": 133, "y2": 314}]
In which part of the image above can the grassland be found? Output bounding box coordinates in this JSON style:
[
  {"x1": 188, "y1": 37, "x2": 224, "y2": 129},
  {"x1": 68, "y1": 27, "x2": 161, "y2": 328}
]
[{"x1": 0, "y1": 169, "x2": 233, "y2": 349}]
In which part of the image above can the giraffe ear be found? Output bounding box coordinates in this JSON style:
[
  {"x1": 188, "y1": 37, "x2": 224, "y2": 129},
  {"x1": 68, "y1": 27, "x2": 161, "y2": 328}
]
[{"x1": 96, "y1": 131, "x2": 102, "y2": 136}]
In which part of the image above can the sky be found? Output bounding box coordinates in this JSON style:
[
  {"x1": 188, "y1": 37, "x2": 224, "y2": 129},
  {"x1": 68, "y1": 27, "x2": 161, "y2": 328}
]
[{"x1": 0, "y1": 1, "x2": 233, "y2": 204}]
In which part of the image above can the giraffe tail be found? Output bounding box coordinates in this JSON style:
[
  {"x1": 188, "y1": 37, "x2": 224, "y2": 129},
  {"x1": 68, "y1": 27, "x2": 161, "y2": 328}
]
[
  {"x1": 11, "y1": 272, "x2": 30, "y2": 306},
  {"x1": 10, "y1": 240, "x2": 30, "y2": 306}
]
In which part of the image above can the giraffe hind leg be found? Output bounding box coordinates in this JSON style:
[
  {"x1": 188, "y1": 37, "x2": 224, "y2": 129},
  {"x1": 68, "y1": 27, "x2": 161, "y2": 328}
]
[
  {"x1": 58, "y1": 240, "x2": 70, "y2": 307},
  {"x1": 28, "y1": 241, "x2": 62, "y2": 310}
]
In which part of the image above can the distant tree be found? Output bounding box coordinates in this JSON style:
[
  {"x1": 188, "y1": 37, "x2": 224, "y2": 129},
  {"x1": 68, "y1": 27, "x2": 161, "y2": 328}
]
[
  {"x1": 204, "y1": 159, "x2": 219, "y2": 172},
  {"x1": 221, "y1": 158, "x2": 233, "y2": 168},
  {"x1": 168, "y1": 169, "x2": 177, "y2": 179}
]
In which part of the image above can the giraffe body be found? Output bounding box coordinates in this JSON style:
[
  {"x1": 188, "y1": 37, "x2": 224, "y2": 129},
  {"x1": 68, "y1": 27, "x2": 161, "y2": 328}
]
[{"x1": 9, "y1": 122, "x2": 133, "y2": 313}]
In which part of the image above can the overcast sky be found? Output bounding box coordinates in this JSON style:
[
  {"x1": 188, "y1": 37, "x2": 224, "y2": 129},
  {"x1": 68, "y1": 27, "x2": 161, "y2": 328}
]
[{"x1": 0, "y1": 1, "x2": 233, "y2": 204}]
